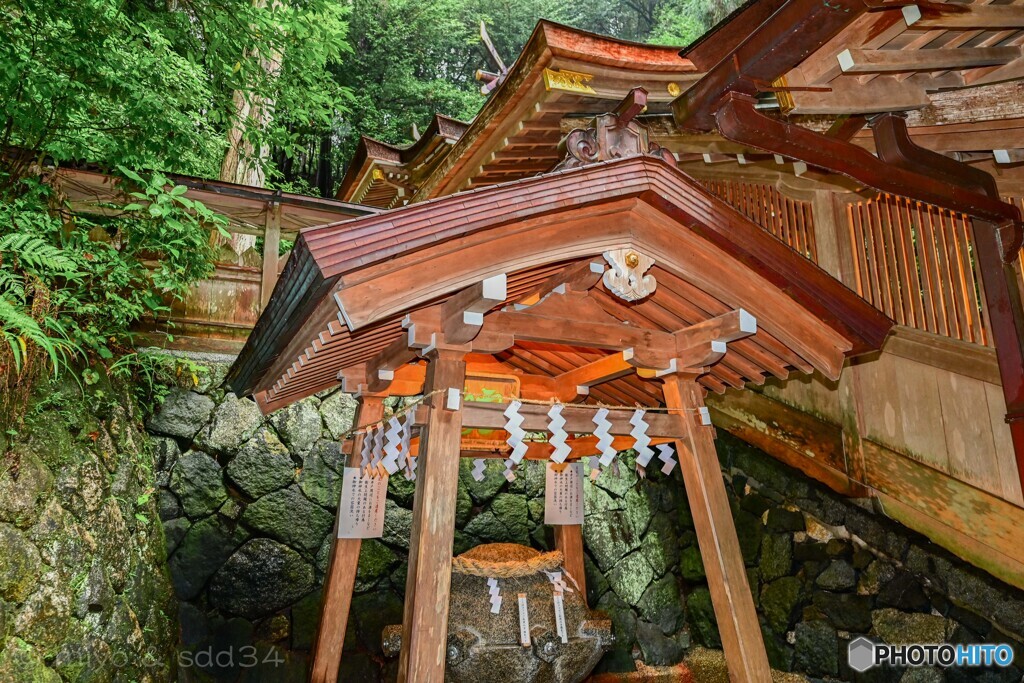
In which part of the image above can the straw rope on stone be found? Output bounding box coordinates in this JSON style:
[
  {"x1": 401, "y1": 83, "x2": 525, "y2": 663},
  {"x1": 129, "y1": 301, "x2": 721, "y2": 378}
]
[{"x1": 451, "y1": 543, "x2": 564, "y2": 578}]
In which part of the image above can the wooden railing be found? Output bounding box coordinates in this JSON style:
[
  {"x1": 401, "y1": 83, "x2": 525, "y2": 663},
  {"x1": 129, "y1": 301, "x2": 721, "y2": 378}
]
[
  {"x1": 700, "y1": 179, "x2": 818, "y2": 263},
  {"x1": 845, "y1": 194, "x2": 993, "y2": 347}
]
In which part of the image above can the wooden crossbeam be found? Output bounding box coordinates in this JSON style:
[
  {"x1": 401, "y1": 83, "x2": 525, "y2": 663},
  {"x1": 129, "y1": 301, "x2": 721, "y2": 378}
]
[
  {"x1": 911, "y1": 4, "x2": 1024, "y2": 30},
  {"x1": 837, "y1": 46, "x2": 1021, "y2": 74},
  {"x1": 416, "y1": 401, "x2": 689, "y2": 438},
  {"x1": 442, "y1": 274, "x2": 507, "y2": 344},
  {"x1": 553, "y1": 351, "x2": 635, "y2": 397},
  {"x1": 515, "y1": 260, "x2": 605, "y2": 307}
]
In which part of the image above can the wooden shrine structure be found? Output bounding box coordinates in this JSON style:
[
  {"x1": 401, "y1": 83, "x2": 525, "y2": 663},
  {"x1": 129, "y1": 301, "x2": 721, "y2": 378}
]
[
  {"x1": 225, "y1": 1, "x2": 1024, "y2": 681},
  {"x1": 226, "y1": 89, "x2": 891, "y2": 682}
]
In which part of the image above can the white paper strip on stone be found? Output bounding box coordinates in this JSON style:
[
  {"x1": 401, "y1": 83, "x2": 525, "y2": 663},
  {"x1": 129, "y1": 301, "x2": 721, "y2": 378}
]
[
  {"x1": 548, "y1": 404, "x2": 570, "y2": 464},
  {"x1": 630, "y1": 409, "x2": 654, "y2": 467},
  {"x1": 504, "y1": 401, "x2": 528, "y2": 464},
  {"x1": 587, "y1": 456, "x2": 601, "y2": 482},
  {"x1": 592, "y1": 407, "x2": 616, "y2": 467},
  {"x1": 518, "y1": 593, "x2": 531, "y2": 647},
  {"x1": 337, "y1": 467, "x2": 388, "y2": 538},
  {"x1": 381, "y1": 416, "x2": 402, "y2": 475},
  {"x1": 503, "y1": 458, "x2": 517, "y2": 482},
  {"x1": 487, "y1": 577, "x2": 502, "y2": 615},
  {"x1": 636, "y1": 464, "x2": 647, "y2": 480},
  {"x1": 553, "y1": 592, "x2": 568, "y2": 643},
  {"x1": 471, "y1": 458, "x2": 487, "y2": 482},
  {"x1": 657, "y1": 443, "x2": 677, "y2": 475}
]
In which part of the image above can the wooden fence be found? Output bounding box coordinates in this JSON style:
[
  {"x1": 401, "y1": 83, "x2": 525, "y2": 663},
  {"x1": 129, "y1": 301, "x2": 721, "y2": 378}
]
[
  {"x1": 700, "y1": 179, "x2": 818, "y2": 263},
  {"x1": 845, "y1": 194, "x2": 993, "y2": 347}
]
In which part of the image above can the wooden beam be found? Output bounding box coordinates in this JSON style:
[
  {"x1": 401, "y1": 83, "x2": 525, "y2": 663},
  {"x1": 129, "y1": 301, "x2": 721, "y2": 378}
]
[
  {"x1": 787, "y1": 75, "x2": 932, "y2": 115},
  {"x1": 429, "y1": 400, "x2": 687, "y2": 438},
  {"x1": 260, "y1": 203, "x2": 281, "y2": 309},
  {"x1": 553, "y1": 351, "x2": 635, "y2": 398},
  {"x1": 837, "y1": 46, "x2": 1022, "y2": 74},
  {"x1": 441, "y1": 274, "x2": 508, "y2": 344},
  {"x1": 515, "y1": 260, "x2": 605, "y2": 307},
  {"x1": 310, "y1": 395, "x2": 387, "y2": 683},
  {"x1": 553, "y1": 525, "x2": 588, "y2": 606},
  {"x1": 911, "y1": 5, "x2": 1024, "y2": 31},
  {"x1": 661, "y1": 373, "x2": 771, "y2": 682},
  {"x1": 398, "y1": 349, "x2": 467, "y2": 683}
]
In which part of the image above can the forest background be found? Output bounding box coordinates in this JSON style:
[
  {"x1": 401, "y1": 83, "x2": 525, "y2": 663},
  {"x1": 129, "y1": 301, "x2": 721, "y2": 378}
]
[{"x1": 0, "y1": 0, "x2": 741, "y2": 438}]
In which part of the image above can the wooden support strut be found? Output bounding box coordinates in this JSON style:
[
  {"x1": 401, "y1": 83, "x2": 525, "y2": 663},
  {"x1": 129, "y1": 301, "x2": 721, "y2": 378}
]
[
  {"x1": 662, "y1": 372, "x2": 772, "y2": 682},
  {"x1": 309, "y1": 393, "x2": 387, "y2": 683},
  {"x1": 397, "y1": 348, "x2": 467, "y2": 683}
]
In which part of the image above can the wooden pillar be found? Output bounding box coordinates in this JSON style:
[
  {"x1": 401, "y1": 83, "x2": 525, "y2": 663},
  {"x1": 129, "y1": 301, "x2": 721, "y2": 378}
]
[
  {"x1": 309, "y1": 394, "x2": 386, "y2": 683},
  {"x1": 810, "y1": 190, "x2": 857, "y2": 287},
  {"x1": 553, "y1": 524, "x2": 588, "y2": 606},
  {"x1": 397, "y1": 348, "x2": 467, "y2": 683},
  {"x1": 260, "y1": 202, "x2": 281, "y2": 309},
  {"x1": 662, "y1": 373, "x2": 772, "y2": 683}
]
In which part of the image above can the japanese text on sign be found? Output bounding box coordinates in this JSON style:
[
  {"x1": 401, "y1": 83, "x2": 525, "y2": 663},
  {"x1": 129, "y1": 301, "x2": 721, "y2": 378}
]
[
  {"x1": 337, "y1": 467, "x2": 388, "y2": 538},
  {"x1": 544, "y1": 462, "x2": 584, "y2": 525}
]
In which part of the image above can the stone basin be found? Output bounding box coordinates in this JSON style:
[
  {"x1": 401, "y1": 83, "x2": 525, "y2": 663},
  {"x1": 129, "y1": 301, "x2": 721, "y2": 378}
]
[{"x1": 383, "y1": 543, "x2": 614, "y2": 683}]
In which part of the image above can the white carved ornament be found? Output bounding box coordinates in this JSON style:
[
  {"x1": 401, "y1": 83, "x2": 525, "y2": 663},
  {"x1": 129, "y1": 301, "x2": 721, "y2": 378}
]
[{"x1": 602, "y1": 249, "x2": 657, "y2": 301}]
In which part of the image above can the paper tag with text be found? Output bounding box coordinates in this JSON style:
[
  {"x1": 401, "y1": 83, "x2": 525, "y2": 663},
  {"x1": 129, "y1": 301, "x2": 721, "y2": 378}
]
[
  {"x1": 337, "y1": 467, "x2": 388, "y2": 539},
  {"x1": 544, "y1": 462, "x2": 584, "y2": 525},
  {"x1": 518, "y1": 593, "x2": 531, "y2": 647},
  {"x1": 553, "y1": 592, "x2": 568, "y2": 643}
]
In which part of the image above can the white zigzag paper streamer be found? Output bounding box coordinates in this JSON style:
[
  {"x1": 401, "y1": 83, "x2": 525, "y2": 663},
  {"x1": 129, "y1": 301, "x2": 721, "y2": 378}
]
[
  {"x1": 562, "y1": 568, "x2": 582, "y2": 593},
  {"x1": 370, "y1": 424, "x2": 385, "y2": 474},
  {"x1": 544, "y1": 570, "x2": 572, "y2": 594},
  {"x1": 471, "y1": 458, "x2": 487, "y2": 482},
  {"x1": 359, "y1": 427, "x2": 373, "y2": 473},
  {"x1": 401, "y1": 413, "x2": 415, "y2": 479},
  {"x1": 587, "y1": 456, "x2": 601, "y2": 482},
  {"x1": 636, "y1": 464, "x2": 647, "y2": 480},
  {"x1": 502, "y1": 458, "x2": 516, "y2": 482},
  {"x1": 657, "y1": 443, "x2": 677, "y2": 475},
  {"x1": 381, "y1": 416, "x2": 402, "y2": 475},
  {"x1": 548, "y1": 404, "x2": 570, "y2": 464},
  {"x1": 395, "y1": 413, "x2": 409, "y2": 471},
  {"x1": 487, "y1": 578, "x2": 502, "y2": 614},
  {"x1": 630, "y1": 409, "x2": 654, "y2": 467},
  {"x1": 592, "y1": 407, "x2": 616, "y2": 467},
  {"x1": 503, "y1": 401, "x2": 528, "y2": 464}
]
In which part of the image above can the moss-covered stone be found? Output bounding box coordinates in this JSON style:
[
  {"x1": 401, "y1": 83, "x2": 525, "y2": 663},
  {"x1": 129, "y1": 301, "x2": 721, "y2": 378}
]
[
  {"x1": 871, "y1": 608, "x2": 951, "y2": 645},
  {"x1": 241, "y1": 485, "x2": 332, "y2": 552},
  {"x1": 170, "y1": 450, "x2": 228, "y2": 519},
  {"x1": 685, "y1": 587, "x2": 720, "y2": 648},
  {"x1": 319, "y1": 390, "x2": 357, "y2": 441},
  {"x1": 459, "y1": 458, "x2": 506, "y2": 505},
  {"x1": 759, "y1": 533, "x2": 793, "y2": 582},
  {"x1": 607, "y1": 551, "x2": 654, "y2": 605},
  {"x1": 761, "y1": 577, "x2": 802, "y2": 633},
  {"x1": 227, "y1": 429, "x2": 295, "y2": 499},
  {"x1": 146, "y1": 388, "x2": 215, "y2": 439},
  {"x1": 794, "y1": 620, "x2": 838, "y2": 676},
  {"x1": 679, "y1": 545, "x2": 706, "y2": 582},
  {"x1": 637, "y1": 575, "x2": 684, "y2": 635},
  {"x1": 195, "y1": 394, "x2": 263, "y2": 454},
  {"x1": 355, "y1": 540, "x2": 398, "y2": 592},
  {"x1": 0, "y1": 525, "x2": 40, "y2": 603},
  {"x1": 298, "y1": 447, "x2": 343, "y2": 509},
  {"x1": 0, "y1": 636, "x2": 60, "y2": 683},
  {"x1": 209, "y1": 539, "x2": 315, "y2": 619},
  {"x1": 268, "y1": 397, "x2": 322, "y2": 456},
  {"x1": 0, "y1": 452, "x2": 54, "y2": 529},
  {"x1": 169, "y1": 514, "x2": 249, "y2": 600}
]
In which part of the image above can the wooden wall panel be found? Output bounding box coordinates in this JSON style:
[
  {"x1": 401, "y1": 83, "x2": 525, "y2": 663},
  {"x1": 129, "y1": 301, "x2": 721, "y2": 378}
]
[{"x1": 985, "y1": 382, "x2": 1024, "y2": 506}]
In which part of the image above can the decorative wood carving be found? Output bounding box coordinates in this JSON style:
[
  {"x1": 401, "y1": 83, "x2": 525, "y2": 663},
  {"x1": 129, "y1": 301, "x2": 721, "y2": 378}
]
[
  {"x1": 555, "y1": 87, "x2": 677, "y2": 170},
  {"x1": 602, "y1": 248, "x2": 657, "y2": 302}
]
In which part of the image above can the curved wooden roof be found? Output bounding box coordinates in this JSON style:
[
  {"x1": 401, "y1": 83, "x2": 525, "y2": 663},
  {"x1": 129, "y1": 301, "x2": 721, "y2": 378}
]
[{"x1": 227, "y1": 155, "x2": 890, "y2": 412}]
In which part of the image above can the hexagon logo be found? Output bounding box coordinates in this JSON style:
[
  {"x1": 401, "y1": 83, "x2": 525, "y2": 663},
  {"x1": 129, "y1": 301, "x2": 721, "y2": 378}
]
[{"x1": 848, "y1": 637, "x2": 876, "y2": 672}]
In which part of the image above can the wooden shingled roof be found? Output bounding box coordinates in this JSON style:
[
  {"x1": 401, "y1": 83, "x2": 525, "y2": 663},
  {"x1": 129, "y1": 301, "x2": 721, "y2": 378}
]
[{"x1": 226, "y1": 155, "x2": 891, "y2": 413}]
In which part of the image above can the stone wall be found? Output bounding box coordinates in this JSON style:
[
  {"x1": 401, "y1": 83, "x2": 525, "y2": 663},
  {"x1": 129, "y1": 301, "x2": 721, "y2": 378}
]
[
  {"x1": 147, "y1": 355, "x2": 1024, "y2": 682},
  {"x1": 0, "y1": 373, "x2": 178, "y2": 682}
]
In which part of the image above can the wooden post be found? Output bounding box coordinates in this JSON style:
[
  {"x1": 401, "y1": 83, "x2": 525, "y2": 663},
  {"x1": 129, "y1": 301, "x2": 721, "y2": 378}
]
[
  {"x1": 261, "y1": 202, "x2": 281, "y2": 309},
  {"x1": 397, "y1": 348, "x2": 467, "y2": 683},
  {"x1": 309, "y1": 394, "x2": 386, "y2": 683},
  {"x1": 553, "y1": 524, "x2": 588, "y2": 605},
  {"x1": 810, "y1": 190, "x2": 857, "y2": 287},
  {"x1": 662, "y1": 372, "x2": 772, "y2": 683}
]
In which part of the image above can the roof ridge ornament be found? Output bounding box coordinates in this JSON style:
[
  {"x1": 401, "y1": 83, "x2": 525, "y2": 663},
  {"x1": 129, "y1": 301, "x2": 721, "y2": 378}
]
[
  {"x1": 475, "y1": 22, "x2": 509, "y2": 95},
  {"x1": 554, "y1": 88, "x2": 676, "y2": 171}
]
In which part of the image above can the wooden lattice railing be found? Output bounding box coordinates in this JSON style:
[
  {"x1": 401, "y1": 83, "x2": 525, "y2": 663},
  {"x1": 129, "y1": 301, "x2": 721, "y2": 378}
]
[
  {"x1": 845, "y1": 194, "x2": 994, "y2": 347},
  {"x1": 700, "y1": 179, "x2": 818, "y2": 263}
]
